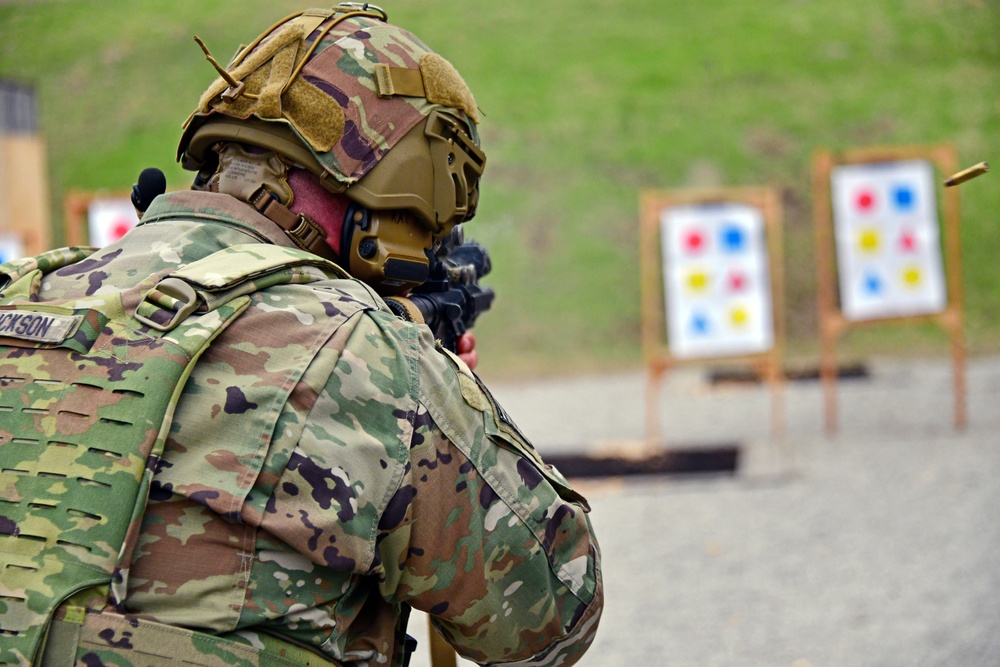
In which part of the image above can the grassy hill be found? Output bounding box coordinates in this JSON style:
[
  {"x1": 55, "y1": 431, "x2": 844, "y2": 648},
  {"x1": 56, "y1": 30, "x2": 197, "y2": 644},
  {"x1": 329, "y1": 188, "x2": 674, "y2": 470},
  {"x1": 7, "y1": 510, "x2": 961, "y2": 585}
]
[{"x1": 1, "y1": 0, "x2": 997, "y2": 379}]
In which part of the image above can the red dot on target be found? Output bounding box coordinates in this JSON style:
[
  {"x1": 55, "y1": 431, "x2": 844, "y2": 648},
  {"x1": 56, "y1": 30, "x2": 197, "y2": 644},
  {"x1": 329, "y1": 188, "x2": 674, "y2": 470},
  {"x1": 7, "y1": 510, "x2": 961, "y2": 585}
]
[
  {"x1": 111, "y1": 219, "x2": 133, "y2": 241},
  {"x1": 855, "y1": 190, "x2": 875, "y2": 212},
  {"x1": 684, "y1": 230, "x2": 705, "y2": 253}
]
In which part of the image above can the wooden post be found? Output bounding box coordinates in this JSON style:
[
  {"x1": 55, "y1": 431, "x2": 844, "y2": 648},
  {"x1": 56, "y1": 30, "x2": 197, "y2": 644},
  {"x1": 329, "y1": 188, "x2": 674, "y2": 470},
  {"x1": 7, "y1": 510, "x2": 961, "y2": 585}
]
[
  {"x1": 934, "y1": 144, "x2": 966, "y2": 429},
  {"x1": 761, "y1": 187, "x2": 786, "y2": 444},
  {"x1": 643, "y1": 360, "x2": 670, "y2": 452},
  {"x1": 428, "y1": 626, "x2": 457, "y2": 667},
  {"x1": 63, "y1": 190, "x2": 94, "y2": 248},
  {"x1": 812, "y1": 149, "x2": 840, "y2": 435}
]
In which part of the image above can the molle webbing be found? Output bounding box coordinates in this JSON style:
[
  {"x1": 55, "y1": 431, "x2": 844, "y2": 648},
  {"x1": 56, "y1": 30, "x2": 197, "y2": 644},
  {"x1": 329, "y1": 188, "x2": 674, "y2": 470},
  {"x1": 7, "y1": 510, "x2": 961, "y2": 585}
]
[
  {"x1": 0, "y1": 244, "x2": 350, "y2": 666},
  {"x1": 39, "y1": 609, "x2": 338, "y2": 666}
]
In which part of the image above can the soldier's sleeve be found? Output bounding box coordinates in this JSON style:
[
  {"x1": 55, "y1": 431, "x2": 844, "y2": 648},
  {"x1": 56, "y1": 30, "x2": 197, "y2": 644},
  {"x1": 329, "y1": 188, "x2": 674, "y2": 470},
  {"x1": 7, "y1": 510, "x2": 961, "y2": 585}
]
[{"x1": 373, "y1": 319, "x2": 603, "y2": 666}]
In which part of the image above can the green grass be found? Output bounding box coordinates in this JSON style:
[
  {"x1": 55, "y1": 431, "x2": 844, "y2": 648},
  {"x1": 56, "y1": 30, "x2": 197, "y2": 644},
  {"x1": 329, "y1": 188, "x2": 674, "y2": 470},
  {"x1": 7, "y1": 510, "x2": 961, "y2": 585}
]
[{"x1": 2, "y1": 0, "x2": 997, "y2": 379}]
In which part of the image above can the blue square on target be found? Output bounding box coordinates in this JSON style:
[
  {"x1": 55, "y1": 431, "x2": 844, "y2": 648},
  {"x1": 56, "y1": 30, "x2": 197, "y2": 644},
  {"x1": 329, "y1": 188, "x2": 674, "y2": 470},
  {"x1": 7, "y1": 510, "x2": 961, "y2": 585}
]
[
  {"x1": 893, "y1": 185, "x2": 915, "y2": 211},
  {"x1": 863, "y1": 271, "x2": 883, "y2": 295},
  {"x1": 690, "y1": 312, "x2": 710, "y2": 335},
  {"x1": 720, "y1": 224, "x2": 745, "y2": 253}
]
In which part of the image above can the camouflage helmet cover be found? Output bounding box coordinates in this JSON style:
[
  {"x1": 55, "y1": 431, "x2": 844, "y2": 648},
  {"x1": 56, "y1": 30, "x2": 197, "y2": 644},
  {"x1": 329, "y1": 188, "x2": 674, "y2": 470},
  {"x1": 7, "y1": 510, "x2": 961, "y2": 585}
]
[{"x1": 178, "y1": 4, "x2": 486, "y2": 233}]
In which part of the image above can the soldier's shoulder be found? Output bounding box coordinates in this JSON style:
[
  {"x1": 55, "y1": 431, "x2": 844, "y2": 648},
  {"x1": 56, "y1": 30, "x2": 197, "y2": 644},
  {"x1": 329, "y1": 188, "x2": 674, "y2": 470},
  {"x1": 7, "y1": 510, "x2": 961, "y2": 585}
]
[{"x1": 409, "y1": 329, "x2": 528, "y2": 459}]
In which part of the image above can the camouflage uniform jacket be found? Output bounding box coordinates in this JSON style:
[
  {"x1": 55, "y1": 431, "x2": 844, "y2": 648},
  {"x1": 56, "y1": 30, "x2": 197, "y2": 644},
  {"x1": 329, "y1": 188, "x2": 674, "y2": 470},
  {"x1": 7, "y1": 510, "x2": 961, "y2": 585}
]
[{"x1": 30, "y1": 190, "x2": 602, "y2": 666}]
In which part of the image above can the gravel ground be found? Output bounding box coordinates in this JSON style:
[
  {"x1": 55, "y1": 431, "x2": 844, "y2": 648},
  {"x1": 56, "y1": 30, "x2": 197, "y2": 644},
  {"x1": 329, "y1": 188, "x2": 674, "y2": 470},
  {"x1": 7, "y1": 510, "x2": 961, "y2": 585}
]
[{"x1": 409, "y1": 355, "x2": 1000, "y2": 667}]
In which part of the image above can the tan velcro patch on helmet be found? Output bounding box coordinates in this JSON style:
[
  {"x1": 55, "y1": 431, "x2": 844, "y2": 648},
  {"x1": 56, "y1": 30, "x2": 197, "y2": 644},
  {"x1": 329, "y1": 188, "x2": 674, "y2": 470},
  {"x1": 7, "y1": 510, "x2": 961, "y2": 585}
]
[
  {"x1": 280, "y1": 82, "x2": 344, "y2": 153},
  {"x1": 419, "y1": 53, "x2": 480, "y2": 124},
  {"x1": 256, "y1": 36, "x2": 298, "y2": 119},
  {"x1": 196, "y1": 23, "x2": 345, "y2": 153}
]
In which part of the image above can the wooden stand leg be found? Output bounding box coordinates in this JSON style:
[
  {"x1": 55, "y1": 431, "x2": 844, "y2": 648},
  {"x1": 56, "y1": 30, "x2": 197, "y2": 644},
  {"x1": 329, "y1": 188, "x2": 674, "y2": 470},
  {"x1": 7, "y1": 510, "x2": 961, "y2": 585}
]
[
  {"x1": 767, "y1": 356, "x2": 785, "y2": 442},
  {"x1": 645, "y1": 366, "x2": 667, "y2": 454},
  {"x1": 820, "y1": 327, "x2": 838, "y2": 437},
  {"x1": 952, "y1": 326, "x2": 967, "y2": 431},
  {"x1": 429, "y1": 626, "x2": 457, "y2": 667}
]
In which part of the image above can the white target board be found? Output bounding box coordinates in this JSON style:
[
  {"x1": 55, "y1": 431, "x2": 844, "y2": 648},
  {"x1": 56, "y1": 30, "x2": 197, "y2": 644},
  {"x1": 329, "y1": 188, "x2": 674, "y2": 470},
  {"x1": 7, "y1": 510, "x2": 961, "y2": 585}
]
[
  {"x1": 0, "y1": 232, "x2": 25, "y2": 265},
  {"x1": 660, "y1": 202, "x2": 774, "y2": 359},
  {"x1": 831, "y1": 160, "x2": 946, "y2": 321},
  {"x1": 88, "y1": 197, "x2": 139, "y2": 248}
]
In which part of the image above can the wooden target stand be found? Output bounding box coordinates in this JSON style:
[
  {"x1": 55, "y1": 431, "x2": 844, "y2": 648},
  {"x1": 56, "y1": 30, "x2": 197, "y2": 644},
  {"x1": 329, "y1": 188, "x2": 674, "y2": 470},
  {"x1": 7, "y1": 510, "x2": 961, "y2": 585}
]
[
  {"x1": 812, "y1": 144, "x2": 965, "y2": 434},
  {"x1": 63, "y1": 189, "x2": 134, "y2": 248},
  {"x1": 640, "y1": 187, "x2": 786, "y2": 451},
  {"x1": 63, "y1": 190, "x2": 97, "y2": 247}
]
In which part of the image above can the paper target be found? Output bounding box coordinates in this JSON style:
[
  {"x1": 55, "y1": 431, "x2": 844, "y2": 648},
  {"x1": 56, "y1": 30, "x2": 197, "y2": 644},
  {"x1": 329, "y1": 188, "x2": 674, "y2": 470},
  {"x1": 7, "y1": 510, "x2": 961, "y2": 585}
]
[
  {"x1": 660, "y1": 202, "x2": 774, "y2": 358},
  {"x1": 830, "y1": 160, "x2": 946, "y2": 320}
]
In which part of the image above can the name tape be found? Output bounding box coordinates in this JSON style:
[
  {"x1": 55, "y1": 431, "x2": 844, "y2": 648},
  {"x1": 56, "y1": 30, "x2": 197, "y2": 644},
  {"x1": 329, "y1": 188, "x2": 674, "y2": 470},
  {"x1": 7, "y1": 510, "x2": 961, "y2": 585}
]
[{"x1": 0, "y1": 310, "x2": 82, "y2": 344}]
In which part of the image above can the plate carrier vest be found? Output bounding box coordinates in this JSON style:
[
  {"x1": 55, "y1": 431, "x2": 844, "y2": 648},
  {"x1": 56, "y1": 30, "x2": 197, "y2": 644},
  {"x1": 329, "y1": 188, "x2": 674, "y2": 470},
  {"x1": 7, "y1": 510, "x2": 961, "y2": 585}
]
[{"x1": 0, "y1": 244, "x2": 353, "y2": 667}]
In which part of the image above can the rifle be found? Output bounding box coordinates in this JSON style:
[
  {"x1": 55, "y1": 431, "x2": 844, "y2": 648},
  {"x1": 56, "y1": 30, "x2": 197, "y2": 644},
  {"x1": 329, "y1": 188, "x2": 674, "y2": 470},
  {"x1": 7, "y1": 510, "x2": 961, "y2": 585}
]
[{"x1": 385, "y1": 226, "x2": 495, "y2": 353}]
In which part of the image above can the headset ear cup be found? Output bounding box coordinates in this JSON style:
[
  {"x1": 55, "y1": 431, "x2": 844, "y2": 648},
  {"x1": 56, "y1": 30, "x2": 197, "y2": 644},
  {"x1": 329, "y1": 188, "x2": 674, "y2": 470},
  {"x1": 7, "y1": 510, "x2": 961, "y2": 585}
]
[{"x1": 338, "y1": 204, "x2": 433, "y2": 296}]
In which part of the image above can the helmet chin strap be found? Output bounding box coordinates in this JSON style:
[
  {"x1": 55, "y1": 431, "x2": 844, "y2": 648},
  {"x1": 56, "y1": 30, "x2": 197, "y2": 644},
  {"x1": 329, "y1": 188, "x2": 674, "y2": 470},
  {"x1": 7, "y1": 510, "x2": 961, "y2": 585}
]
[
  {"x1": 212, "y1": 143, "x2": 340, "y2": 262},
  {"x1": 247, "y1": 186, "x2": 340, "y2": 262}
]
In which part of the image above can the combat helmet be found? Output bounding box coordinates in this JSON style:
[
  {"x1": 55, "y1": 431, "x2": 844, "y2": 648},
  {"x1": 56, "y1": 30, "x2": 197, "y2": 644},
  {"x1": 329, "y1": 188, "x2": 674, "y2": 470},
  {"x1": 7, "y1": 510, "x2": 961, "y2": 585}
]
[{"x1": 177, "y1": 3, "x2": 486, "y2": 294}]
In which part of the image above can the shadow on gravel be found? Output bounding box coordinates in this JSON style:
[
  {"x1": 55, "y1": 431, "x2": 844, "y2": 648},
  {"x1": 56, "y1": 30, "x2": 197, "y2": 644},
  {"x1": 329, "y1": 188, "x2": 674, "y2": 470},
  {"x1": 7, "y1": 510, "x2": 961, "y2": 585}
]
[{"x1": 545, "y1": 446, "x2": 741, "y2": 479}]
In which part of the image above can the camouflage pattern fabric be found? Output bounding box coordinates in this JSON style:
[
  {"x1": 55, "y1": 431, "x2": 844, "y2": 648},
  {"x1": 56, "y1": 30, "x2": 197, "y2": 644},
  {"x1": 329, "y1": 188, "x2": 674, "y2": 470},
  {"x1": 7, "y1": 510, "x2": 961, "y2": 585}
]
[
  {"x1": 0, "y1": 241, "x2": 355, "y2": 666},
  {"x1": 0, "y1": 247, "x2": 250, "y2": 666},
  {"x1": 2, "y1": 190, "x2": 602, "y2": 666},
  {"x1": 41, "y1": 610, "x2": 334, "y2": 667},
  {"x1": 187, "y1": 10, "x2": 480, "y2": 188}
]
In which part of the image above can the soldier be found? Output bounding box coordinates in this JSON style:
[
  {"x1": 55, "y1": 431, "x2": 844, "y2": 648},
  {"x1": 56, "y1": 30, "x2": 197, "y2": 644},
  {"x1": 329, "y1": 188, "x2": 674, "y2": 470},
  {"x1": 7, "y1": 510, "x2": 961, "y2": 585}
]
[{"x1": 0, "y1": 4, "x2": 602, "y2": 667}]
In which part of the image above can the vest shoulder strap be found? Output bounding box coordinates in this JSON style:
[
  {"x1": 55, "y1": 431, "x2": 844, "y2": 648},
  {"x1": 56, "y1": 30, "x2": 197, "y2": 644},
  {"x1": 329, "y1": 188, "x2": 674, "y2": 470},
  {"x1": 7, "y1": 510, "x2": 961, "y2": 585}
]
[{"x1": 133, "y1": 244, "x2": 377, "y2": 332}]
